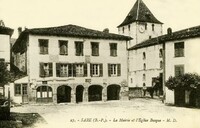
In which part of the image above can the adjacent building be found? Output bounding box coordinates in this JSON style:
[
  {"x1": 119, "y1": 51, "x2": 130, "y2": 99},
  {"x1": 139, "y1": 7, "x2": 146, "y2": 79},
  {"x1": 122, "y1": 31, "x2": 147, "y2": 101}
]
[
  {"x1": 11, "y1": 25, "x2": 131, "y2": 104},
  {"x1": 0, "y1": 20, "x2": 14, "y2": 70},
  {"x1": 117, "y1": 0, "x2": 164, "y2": 97}
]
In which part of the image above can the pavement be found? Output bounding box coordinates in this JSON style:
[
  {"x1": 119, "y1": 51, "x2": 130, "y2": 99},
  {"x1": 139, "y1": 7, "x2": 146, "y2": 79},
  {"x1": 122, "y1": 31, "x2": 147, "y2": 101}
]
[{"x1": 11, "y1": 98, "x2": 200, "y2": 128}]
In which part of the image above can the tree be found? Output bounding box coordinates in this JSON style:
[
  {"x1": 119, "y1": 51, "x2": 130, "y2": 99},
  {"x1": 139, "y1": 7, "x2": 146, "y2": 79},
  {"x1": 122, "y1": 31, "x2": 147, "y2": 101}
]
[
  {"x1": 166, "y1": 73, "x2": 200, "y2": 90},
  {"x1": 0, "y1": 62, "x2": 11, "y2": 87}
]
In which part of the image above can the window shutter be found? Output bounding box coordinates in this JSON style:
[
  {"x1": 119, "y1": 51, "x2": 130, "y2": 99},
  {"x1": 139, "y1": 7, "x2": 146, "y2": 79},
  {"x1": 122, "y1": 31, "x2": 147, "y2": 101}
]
[
  {"x1": 40, "y1": 63, "x2": 45, "y2": 77},
  {"x1": 56, "y1": 63, "x2": 60, "y2": 77},
  {"x1": 108, "y1": 64, "x2": 111, "y2": 77},
  {"x1": 90, "y1": 64, "x2": 93, "y2": 77},
  {"x1": 100, "y1": 64, "x2": 103, "y2": 77},
  {"x1": 117, "y1": 64, "x2": 121, "y2": 76},
  {"x1": 68, "y1": 64, "x2": 72, "y2": 77},
  {"x1": 84, "y1": 64, "x2": 87, "y2": 77},
  {"x1": 49, "y1": 63, "x2": 53, "y2": 77},
  {"x1": 73, "y1": 64, "x2": 76, "y2": 77},
  {"x1": 81, "y1": 42, "x2": 84, "y2": 56}
]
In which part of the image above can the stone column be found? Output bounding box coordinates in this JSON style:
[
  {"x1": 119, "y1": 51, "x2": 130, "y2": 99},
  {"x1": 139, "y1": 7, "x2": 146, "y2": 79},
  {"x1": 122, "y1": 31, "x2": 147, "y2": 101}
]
[
  {"x1": 83, "y1": 85, "x2": 89, "y2": 102},
  {"x1": 102, "y1": 83, "x2": 107, "y2": 102},
  {"x1": 71, "y1": 85, "x2": 76, "y2": 103},
  {"x1": 52, "y1": 85, "x2": 57, "y2": 104}
]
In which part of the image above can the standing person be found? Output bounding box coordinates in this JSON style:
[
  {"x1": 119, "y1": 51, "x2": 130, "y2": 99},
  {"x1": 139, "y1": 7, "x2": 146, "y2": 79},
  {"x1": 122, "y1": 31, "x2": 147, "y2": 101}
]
[{"x1": 143, "y1": 83, "x2": 147, "y2": 97}]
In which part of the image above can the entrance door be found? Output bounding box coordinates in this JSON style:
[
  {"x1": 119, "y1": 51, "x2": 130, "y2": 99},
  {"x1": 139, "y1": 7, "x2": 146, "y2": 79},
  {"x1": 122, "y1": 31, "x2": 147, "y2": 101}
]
[
  {"x1": 76, "y1": 85, "x2": 84, "y2": 103},
  {"x1": 57, "y1": 85, "x2": 71, "y2": 103},
  {"x1": 22, "y1": 84, "x2": 28, "y2": 103},
  {"x1": 88, "y1": 85, "x2": 103, "y2": 101},
  {"x1": 107, "y1": 85, "x2": 120, "y2": 100}
]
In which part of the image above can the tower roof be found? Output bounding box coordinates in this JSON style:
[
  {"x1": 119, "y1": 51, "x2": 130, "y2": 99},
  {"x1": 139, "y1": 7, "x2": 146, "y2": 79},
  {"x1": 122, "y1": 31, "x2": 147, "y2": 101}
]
[{"x1": 118, "y1": 0, "x2": 163, "y2": 27}]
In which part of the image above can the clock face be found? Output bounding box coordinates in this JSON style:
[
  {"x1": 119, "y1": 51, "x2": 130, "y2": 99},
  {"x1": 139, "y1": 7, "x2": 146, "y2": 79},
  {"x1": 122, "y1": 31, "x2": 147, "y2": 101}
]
[{"x1": 139, "y1": 25, "x2": 145, "y2": 33}]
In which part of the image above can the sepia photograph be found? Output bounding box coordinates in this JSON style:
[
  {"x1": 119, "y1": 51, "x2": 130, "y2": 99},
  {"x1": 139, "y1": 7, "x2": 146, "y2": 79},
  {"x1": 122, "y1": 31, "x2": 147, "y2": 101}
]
[{"x1": 0, "y1": 0, "x2": 200, "y2": 128}]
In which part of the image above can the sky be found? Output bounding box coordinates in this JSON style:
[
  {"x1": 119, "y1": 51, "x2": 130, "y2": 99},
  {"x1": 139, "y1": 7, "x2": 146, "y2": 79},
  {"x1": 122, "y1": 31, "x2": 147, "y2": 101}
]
[{"x1": 0, "y1": 0, "x2": 200, "y2": 38}]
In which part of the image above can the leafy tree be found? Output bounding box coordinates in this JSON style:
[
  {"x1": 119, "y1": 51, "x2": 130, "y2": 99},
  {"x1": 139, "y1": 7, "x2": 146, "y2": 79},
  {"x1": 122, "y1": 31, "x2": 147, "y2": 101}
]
[
  {"x1": 166, "y1": 73, "x2": 200, "y2": 90},
  {"x1": 0, "y1": 62, "x2": 11, "y2": 87}
]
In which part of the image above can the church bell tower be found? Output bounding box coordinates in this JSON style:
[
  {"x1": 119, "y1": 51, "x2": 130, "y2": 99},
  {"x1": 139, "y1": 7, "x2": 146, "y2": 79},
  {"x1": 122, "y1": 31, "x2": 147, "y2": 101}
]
[{"x1": 118, "y1": 0, "x2": 163, "y2": 49}]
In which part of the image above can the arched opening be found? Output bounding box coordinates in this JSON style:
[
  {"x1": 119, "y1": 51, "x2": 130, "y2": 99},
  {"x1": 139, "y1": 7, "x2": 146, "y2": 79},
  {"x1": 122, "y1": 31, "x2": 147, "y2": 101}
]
[
  {"x1": 57, "y1": 85, "x2": 71, "y2": 103},
  {"x1": 76, "y1": 85, "x2": 84, "y2": 103},
  {"x1": 88, "y1": 85, "x2": 103, "y2": 102},
  {"x1": 36, "y1": 86, "x2": 53, "y2": 103},
  {"x1": 107, "y1": 85, "x2": 120, "y2": 100}
]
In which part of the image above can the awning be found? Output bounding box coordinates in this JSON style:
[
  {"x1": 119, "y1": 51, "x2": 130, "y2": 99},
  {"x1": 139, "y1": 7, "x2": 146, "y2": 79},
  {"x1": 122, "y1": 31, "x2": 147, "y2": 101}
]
[{"x1": 14, "y1": 76, "x2": 28, "y2": 84}]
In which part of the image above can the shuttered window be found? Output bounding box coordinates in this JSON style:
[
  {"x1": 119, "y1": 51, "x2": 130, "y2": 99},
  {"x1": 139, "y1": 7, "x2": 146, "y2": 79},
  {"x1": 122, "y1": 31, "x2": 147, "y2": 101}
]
[
  {"x1": 108, "y1": 64, "x2": 121, "y2": 77},
  {"x1": 174, "y1": 42, "x2": 184, "y2": 57},
  {"x1": 90, "y1": 64, "x2": 103, "y2": 77},
  {"x1": 39, "y1": 39, "x2": 48, "y2": 54},
  {"x1": 56, "y1": 63, "x2": 87, "y2": 77},
  {"x1": 75, "y1": 41, "x2": 84, "y2": 56},
  {"x1": 39, "y1": 63, "x2": 53, "y2": 77},
  {"x1": 59, "y1": 40, "x2": 68, "y2": 55},
  {"x1": 91, "y1": 42, "x2": 99, "y2": 56}
]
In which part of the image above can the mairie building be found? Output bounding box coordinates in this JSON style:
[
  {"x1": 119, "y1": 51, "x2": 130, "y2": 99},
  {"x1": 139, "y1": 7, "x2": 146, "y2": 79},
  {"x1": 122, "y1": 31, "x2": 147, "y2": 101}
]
[{"x1": 11, "y1": 25, "x2": 131, "y2": 104}]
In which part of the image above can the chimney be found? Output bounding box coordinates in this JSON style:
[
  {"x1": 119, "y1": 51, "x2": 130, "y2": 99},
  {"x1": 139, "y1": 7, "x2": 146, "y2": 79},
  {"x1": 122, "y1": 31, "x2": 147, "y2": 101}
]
[
  {"x1": 103, "y1": 28, "x2": 109, "y2": 33},
  {"x1": 18, "y1": 27, "x2": 22, "y2": 36},
  {"x1": 167, "y1": 28, "x2": 172, "y2": 35}
]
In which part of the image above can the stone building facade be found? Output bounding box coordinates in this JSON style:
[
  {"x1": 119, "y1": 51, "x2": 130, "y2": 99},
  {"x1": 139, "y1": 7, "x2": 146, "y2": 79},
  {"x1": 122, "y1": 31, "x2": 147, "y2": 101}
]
[{"x1": 11, "y1": 25, "x2": 131, "y2": 104}]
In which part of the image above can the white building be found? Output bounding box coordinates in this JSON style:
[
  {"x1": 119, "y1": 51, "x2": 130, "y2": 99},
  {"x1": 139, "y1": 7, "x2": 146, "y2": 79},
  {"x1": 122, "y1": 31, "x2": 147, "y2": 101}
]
[
  {"x1": 0, "y1": 21, "x2": 13, "y2": 97},
  {"x1": 0, "y1": 20, "x2": 13, "y2": 70},
  {"x1": 164, "y1": 26, "x2": 200, "y2": 104},
  {"x1": 11, "y1": 24, "x2": 131, "y2": 104},
  {"x1": 117, "y1": 0, "x2": 164, "y2": 97}
]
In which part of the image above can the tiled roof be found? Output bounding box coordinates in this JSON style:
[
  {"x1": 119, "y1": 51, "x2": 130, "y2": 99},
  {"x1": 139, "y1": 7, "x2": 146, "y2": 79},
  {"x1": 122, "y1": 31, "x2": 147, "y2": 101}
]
[
  {"x1": 24, "y1": 24, "x2": 132, "y2": 40},
  {"x1": 12, "y1": 24, "x2": 132, "y2": 53},
  {"x1": 129, "y1": 25, "x2": 200, "y2": 50},
  {"x1": 118, "y1": 0, "x2": 163, "y2": 27},
  {"x1": 0, "y1": 26, "x2": 14, "y2": 36}
]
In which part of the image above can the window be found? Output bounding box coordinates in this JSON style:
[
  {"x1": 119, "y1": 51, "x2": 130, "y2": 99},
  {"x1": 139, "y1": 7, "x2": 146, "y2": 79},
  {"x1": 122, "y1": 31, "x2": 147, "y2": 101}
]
[
  {"x1": 143, "y1": 52, "x2": 146, "y2": 60},
  {"x1": 91, "y1": 42, "x2": 99, "y2": 56},
  {"x1": 75, "y1": 41, "x2": 84, "y2": 56},
  {"x1": 22, "y1": 84, "x2": 27, "y2": 95},
  {"x1": 75, "y1": 64, "x2": 84, "y2": 77},
  {"x1": 39, "y1": 63, "x2": 53, "y2": 77},
  {"x1": 59, "y1": 40, "x2": 68, "y2": 55},
  {"x1": 143, "y1": 74, "x2": 146, "y2": 81},
  {"x1": 143, "y1": 63, "x2": 146, "y2": 70},
  {"x1": 128, "y1": 25, "x2": 131, "y2": 31},
  {"x1": 131, "y1": 78, "x2": 133, "y2": 83},
  {"x1": 39, "y1": 39, "x2": 48, "y2": 54},
  {"x1": 152, "y1": 24, "x2": 155, "y2": 31},
  {"x1": 108, "y1": 64, "x2": 121, "y2": 77},
  {"x1": 56, "y1": 63, "x2": 87, "y2": 77},
  {"x1": 159, "y1": 49, "x2": 163, "y2": 58},
  {"x1": 110, "y1": 43, "x2": 117, "y2": 56},
  {"x1": 15, "y1": 84, "x2": 21, "y2": 95},
  {"x1": 145, "y1": 23, "x2": 147, "y2": 30},
  {"x1": 122, "y1": 27, "x2": 124, "y2": 33},
  {"x1": 149, "y1": 36, "x2": 152, "y2": 39},
  {"x1": 90, "y1": 64, "x2": 103, "y2": 77},
  {"x1": 58, "y1": 64, "x2": 69, "y2": 77},
  {"x1": 174, "y1": 42, "x2": 184, "y2": 57},
  {"x1": 36, "y1": 86, "x2": 52, "y2": 101},
  {"x1": 175, "y1": 65, "x2": 184, "y2": 77},
  {"x1": 160, "y1": 61, "x2": 163, "y2": 69}
]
